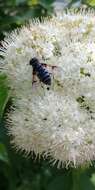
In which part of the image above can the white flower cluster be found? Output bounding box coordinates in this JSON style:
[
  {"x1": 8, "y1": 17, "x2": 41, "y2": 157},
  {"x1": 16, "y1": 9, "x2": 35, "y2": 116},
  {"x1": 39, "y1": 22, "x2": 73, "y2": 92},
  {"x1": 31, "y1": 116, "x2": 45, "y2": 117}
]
[{"x1": 1, "y1": 9, "x2": 95, "y2": 168}]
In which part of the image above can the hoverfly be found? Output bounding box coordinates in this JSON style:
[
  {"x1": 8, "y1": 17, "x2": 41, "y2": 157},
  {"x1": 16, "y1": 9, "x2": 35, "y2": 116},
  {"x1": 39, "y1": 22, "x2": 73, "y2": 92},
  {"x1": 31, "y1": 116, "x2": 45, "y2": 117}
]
[
  {"x1": 29, "y1": 57, "x2": 57, "y2": 85},
  {"x1": 29, "y1": 57, "x2": 63, "y2": 88}
]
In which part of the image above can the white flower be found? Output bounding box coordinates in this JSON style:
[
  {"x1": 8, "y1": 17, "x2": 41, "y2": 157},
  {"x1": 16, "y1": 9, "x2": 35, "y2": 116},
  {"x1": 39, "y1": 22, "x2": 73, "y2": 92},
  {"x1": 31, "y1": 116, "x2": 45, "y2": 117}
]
[{"x1": 1, "y1": 9, "x2": 95, "y2": 168}]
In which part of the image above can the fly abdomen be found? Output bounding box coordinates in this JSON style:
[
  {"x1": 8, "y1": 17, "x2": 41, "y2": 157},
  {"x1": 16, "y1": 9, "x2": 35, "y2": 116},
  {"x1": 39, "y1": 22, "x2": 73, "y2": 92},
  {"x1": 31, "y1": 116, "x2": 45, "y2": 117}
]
[
  {"x1": 41, "y1": 72, "x2": 51, "y2": 85},
  {"x1": 29, "y1": 57, "x2": 51, "y2": 86},
  {"x1": 37, "y1": 67, "x2": 51, "y2": 85}
]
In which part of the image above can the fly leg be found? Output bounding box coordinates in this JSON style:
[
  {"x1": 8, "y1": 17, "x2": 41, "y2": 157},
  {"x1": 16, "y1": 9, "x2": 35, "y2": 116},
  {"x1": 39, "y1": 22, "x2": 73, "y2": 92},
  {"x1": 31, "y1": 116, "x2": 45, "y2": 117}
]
[{"x1": 32, "y1": 69, "x2": 38, "y2": 86}]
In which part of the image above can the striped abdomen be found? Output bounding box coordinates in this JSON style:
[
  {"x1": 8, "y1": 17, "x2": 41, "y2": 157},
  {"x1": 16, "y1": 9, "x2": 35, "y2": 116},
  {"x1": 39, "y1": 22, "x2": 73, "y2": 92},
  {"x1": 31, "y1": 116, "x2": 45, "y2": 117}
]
[{"x1": 36, "y1": 64, "x2": 51, "y2": 85}]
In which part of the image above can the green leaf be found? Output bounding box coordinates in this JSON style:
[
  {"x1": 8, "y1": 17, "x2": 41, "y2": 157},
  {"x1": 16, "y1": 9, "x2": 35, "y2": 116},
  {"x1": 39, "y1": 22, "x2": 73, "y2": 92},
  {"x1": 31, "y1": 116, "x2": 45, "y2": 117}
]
[
  {"x1": 28, "y1": 0, "x2": 39, "y2": 6},
  {"x1": 0, "y1": 74, "x2": 11, "y2": 118},
  {"x1": 91, "y1": 174, "x2": 95, "y2": 187},
  {"x1": 39, "y1": 0, "x2": 55, "y2": 9},
  {"x1": 47, "y1": 170, "x2": 72, "y2": 190},
  {"x1": 16, "y1": 0, "x2": 27, "y2": 6},
  {"x1": 72, "y1": 168, "x2": 95, "y2": 190},
  {"x1": 84, "y1": 0, "x2": 95, "y2": 6},
  {"x1": 0, "y1": 143, "x2": 9, "y2": 164}
]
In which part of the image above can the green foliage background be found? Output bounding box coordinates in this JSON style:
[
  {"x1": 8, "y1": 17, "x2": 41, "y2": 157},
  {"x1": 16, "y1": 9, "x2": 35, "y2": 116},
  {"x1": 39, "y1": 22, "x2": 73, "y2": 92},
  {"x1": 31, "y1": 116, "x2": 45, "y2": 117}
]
[{"x1": 1, "y1": 0, "x2": 95, "y2": 190}]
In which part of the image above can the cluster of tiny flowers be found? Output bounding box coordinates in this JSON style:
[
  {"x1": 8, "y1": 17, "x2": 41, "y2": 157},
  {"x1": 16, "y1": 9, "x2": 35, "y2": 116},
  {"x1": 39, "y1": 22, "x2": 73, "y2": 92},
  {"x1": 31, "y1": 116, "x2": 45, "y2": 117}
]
[{"x1": 1, "y1": 9, "x2": 95, "y2": 168}]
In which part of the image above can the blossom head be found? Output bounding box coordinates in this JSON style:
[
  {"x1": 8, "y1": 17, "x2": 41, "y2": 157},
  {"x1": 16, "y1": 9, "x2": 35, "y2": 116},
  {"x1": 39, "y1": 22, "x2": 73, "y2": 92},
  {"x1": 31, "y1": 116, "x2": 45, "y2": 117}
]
[{"x1": 1, "y1": 9, "x2": 95, "y2": 168}]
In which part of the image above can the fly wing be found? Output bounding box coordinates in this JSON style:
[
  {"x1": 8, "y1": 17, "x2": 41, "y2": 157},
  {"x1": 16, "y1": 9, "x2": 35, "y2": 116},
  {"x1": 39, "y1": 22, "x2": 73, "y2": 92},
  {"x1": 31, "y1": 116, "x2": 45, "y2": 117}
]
[
  {"x1": 52, "y1": 66, "x2": 63, "y2": 81},
  {"x1": 41, "y1": 63, "x2": 63, "y2": 79},
  {"x1": 41, "y1": 63, "x2": 63, "y2": 82},
  {"x1": 52, "y1": 66, "x2": 64, "y2": 88}
]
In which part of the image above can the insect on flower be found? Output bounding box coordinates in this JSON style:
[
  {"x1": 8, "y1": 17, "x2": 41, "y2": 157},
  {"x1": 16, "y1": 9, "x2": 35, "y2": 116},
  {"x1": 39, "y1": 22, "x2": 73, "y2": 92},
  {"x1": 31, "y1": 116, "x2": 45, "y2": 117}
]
[{"x1": 29, "y1": 57, "x2": 60, "y2": 87}]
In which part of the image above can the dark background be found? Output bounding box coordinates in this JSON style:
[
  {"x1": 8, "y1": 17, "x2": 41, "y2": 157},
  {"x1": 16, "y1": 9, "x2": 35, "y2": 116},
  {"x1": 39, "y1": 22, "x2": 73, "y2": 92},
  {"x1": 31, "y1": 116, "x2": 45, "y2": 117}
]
[{"x1": 1, "y1": 0, "x2": 95, "y2": 190}]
